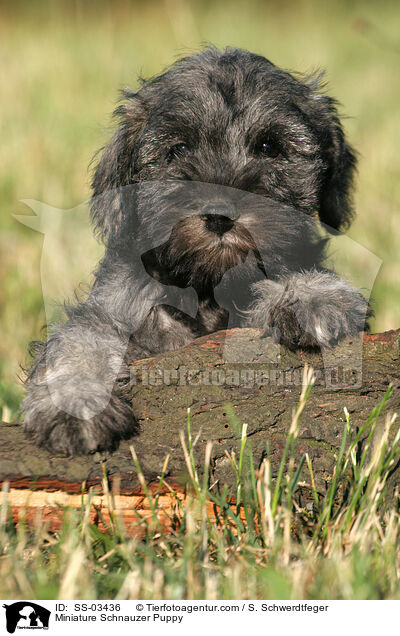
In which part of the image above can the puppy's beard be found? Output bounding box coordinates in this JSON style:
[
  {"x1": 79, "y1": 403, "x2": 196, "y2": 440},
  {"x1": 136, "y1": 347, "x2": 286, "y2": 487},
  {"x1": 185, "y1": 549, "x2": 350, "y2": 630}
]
[{"x1": 162, "y1": 216, "x2": 259, "y2": 286}]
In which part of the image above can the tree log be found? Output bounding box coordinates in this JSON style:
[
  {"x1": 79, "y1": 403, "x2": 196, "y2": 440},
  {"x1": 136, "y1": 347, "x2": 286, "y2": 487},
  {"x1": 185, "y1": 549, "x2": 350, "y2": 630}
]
[{"x1": 1, "y1": 328, "x2": 399, "y2": 534}]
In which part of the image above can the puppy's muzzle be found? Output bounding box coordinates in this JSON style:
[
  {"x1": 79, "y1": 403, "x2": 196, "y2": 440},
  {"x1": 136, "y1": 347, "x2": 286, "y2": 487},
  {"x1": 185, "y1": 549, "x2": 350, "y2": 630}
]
[{"x1": 201, "y1": 201, "x2": 239, "y2": 236}]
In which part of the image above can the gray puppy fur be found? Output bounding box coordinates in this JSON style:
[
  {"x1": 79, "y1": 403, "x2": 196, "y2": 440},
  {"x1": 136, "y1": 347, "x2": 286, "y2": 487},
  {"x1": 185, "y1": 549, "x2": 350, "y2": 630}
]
[{"x1": 21, "y1": 47, "x2": 370, "y2": 455}]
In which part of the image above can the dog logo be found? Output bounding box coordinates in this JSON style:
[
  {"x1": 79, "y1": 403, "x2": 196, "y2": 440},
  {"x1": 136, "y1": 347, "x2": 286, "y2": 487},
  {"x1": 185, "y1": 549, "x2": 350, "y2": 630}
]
[
  {"x1": 3, "y1": 602, "x2": 50, "y2": 633},
  {"x1": 16, "y1": 180, "x2": 380, "y2": 432}
]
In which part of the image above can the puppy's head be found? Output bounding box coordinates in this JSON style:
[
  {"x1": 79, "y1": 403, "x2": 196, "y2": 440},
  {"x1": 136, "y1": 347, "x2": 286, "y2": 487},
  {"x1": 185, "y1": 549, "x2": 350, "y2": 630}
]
[{"x1": 91, "y1": 47, "x2": 355, "y2": 287}]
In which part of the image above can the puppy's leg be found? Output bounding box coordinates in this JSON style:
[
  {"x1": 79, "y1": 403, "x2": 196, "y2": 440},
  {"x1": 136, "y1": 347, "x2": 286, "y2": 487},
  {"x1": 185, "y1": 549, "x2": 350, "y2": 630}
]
[
  {"x1": 21, "y1": 302, "x2": 139, "y2": 455},
  {"x1": 247, "y1": 270, "x2": 370, "y2": 349}
]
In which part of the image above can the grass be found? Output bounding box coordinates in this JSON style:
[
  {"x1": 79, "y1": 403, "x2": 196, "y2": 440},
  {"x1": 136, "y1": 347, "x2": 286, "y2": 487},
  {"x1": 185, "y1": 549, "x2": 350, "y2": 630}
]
[
  {"x1": 1, "y1": 0, "x2": 400, "y2": 416},
  {"x1": 1, "y1": 367, "x2": 399, "y2": 600}
]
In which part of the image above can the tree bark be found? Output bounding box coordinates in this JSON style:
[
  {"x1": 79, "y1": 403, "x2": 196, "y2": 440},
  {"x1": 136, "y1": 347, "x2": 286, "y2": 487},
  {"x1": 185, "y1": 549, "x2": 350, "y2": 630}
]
[{"x1": 1, "y1": 328, "x2": 399, "y2": 533}]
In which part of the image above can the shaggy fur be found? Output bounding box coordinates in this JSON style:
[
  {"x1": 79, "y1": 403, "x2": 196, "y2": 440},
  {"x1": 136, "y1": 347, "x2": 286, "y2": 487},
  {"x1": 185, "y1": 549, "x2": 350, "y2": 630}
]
[{"x1": 22, "y1": 47, "x2": 370, "y2": 455}]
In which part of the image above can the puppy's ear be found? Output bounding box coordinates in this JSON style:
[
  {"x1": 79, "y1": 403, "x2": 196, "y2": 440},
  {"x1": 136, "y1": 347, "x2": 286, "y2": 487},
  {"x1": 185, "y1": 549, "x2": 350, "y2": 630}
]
[
  {"x1": 311, "y1": 90, "x2": 357, "y2": 231},
  {"x1": 90, "y1": 91, "x2": 148, "y2": 241}
]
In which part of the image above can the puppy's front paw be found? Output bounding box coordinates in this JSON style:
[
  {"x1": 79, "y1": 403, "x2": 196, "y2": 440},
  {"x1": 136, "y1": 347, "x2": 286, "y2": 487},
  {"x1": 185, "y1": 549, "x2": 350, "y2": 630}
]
[
  {"x1": 22, "y1": 389, "x2": 136, "y2": 456},
  {"x1": 249, "y1": 271, "x2": 371, "y2": 350}
]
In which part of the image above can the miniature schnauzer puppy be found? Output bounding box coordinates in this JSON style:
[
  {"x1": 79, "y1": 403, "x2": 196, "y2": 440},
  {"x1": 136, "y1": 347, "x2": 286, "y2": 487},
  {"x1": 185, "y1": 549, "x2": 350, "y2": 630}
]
[{"x1": 22, "y1": 47, "x2": 370, "y2": 455}]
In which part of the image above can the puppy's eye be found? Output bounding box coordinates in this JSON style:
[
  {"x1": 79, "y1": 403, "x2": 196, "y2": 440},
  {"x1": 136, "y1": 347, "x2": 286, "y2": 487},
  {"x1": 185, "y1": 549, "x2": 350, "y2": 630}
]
[
  {"x1": 254, "y1": 138, "x2": 281, "y2": 159},
  {"x1": 167, "y1": 143, "x2": 189, "y2": 162}
]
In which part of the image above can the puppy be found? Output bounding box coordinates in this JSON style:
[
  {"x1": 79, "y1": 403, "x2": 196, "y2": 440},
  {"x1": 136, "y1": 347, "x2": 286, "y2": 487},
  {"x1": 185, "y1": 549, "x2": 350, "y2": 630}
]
[{"x1": 21, "y1": 47, "x2": 370, "y2": 455}]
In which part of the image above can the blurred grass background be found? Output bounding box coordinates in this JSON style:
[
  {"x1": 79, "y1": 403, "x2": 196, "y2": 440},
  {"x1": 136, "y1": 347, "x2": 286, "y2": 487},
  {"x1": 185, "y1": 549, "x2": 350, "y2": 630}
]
[{"x1": 0, "y1": 0, "x2": 399, "y2": 413}]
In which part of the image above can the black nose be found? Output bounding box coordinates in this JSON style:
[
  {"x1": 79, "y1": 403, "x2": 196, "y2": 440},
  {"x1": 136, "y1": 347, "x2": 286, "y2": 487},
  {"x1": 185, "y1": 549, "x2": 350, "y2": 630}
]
[
  {"x1": 202, "y1": 202, "x2": 238, "y2": 236},
  {"x1": 203, "y1": 214, "x2": 234, "y2": 237}
]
